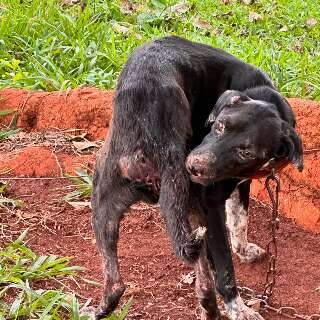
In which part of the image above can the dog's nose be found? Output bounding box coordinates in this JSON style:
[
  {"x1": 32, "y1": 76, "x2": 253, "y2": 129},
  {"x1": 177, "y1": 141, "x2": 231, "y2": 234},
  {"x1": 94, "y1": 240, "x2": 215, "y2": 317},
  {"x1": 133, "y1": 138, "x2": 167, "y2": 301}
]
[
  {"x1": 188, "y1": 162, "x2": 205, "y2": 176},
  {"x1": 186, "y1": 154, "x2": 214, "y2": 176}
]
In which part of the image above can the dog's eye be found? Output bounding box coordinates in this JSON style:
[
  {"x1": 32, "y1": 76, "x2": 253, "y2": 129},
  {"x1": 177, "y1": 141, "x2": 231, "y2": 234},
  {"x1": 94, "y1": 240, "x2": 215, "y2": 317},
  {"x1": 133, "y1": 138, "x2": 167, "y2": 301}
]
[
  {"x1": 237, "y1": 148, "x2": 254, "y2": 160},
  {"x1": 205, "y1": 113, "x2": 216, "y2": 127},
  {"x1": 215, "y1": 121, "x2": 225, "y2": 135}
]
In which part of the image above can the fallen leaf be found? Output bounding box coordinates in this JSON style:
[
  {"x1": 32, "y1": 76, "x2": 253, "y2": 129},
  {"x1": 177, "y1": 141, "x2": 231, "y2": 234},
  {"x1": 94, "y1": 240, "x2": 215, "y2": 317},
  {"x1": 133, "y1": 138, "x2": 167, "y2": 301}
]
[
  {"x1": 246, "y1": 298, "x2": 261, "y2": 312},
  {"x1": 62, "y1": 0, "x2": 81, "y2": 4},
  {"x1": 66, "y1": 132, "x2": 88, "y2": 141},
  {"x1": 306, "y1": 18, "x2": 317, "y2": 27},
  {"x1": 221, "y1": 0, "x2": 232, "y2": 4},
  {"x1": 112, "y1": 22, "x2": 130, "y2": 35},
  {"x1": 181, "y1": 271, "x2": 195, "y2": 285},
  {"x1": 248, "y1": 11, "x2": 262, "y2": 22},
  {"x1": 292, "y1": 41, "x2": 303, "y2": 53},
  {"x1": 120, "y1": 0, "x2": 137, "y2": 14},
  {"x1": 67, "y1": 201, "x2": 91, "y2": 210},
  {"x1": 72, "y1": 140, "x2": 98, "y2": 151},
  {"x1": 170, "y1": 1, "x2": 189, "y2": 14},
  {"x1": 194, "y1": 16, "x2": 211, "y2": 30},
  {"x1": 279, "y1": 25, "x2": 288, "y2": 32}
]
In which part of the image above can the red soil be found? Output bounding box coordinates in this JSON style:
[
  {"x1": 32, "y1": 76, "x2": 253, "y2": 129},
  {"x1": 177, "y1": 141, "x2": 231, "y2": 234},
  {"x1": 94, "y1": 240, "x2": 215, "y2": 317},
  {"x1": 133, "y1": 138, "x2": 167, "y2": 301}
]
[
  {"x1": 251, "y1": 98, "x2": 320, "y2": 233},
  {"x1": 1, "y1": 179, "x2": 319, "y2": 319},
  {"x1": 0, "y1": 146, "x2": 95, "y2": 177},
  {"x1": 0, "y1": 87, "x2": 112, "y2": 140},
  {"x1": 0, "y1": 87, "x2": 319, "y2": 233}
]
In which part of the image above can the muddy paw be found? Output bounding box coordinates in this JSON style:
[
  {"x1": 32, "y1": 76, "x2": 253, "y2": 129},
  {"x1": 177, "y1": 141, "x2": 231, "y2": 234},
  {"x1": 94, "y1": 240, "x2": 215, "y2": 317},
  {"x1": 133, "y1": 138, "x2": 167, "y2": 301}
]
[
  {"x1": 179, "y1": 227, "x2": 207, "y2": 264},
  {"x1": 226, "y1": 295, "x2": 264, "y2": 320},
  {"x1": 237, "y1": 243, "x2": 266, "y2": 264},
  {"x1": 80, "y1": 306, "x2": 96, "y2": 320},
  {"x1": 200, "y1": 310, "x2": 222, "y2": 320},
  {"x1": 95, "y1": 284, "x2": 126, "y2": 319}
]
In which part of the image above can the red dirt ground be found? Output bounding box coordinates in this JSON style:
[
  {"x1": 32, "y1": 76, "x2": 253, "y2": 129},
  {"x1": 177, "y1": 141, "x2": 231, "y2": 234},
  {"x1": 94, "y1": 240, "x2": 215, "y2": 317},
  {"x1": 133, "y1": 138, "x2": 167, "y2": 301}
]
[{"x1": 1, "y1": 178, "x2": 319, "y2": 319}]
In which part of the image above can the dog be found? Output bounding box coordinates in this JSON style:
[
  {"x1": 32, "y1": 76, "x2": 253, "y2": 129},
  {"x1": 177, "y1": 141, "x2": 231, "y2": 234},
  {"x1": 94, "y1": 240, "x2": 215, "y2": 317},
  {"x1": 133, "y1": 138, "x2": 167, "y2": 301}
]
[
  {"x1": 91, "y1": 36, "x2": 303, "y2": 320},
  {"x1": 186, "y1": 89, "x2": 303, "y2": 264}
]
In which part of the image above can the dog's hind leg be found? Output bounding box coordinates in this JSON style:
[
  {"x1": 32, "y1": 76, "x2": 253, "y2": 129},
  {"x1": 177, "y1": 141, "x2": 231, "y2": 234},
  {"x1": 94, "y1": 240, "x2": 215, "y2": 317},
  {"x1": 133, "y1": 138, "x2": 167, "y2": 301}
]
[
  {"x1": 226, "y1": 180, "x2": 266, "y2": 263},
  {"x1": 91, "y1": 157, "x2": 138, "y2": 319}
]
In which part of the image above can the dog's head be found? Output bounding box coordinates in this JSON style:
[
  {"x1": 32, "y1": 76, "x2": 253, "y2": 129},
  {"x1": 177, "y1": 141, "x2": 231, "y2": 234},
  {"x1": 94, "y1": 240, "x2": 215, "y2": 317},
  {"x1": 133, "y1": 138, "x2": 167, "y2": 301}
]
[{"x1": 186, "y1": 90, "x2": 303, "y2": 185}]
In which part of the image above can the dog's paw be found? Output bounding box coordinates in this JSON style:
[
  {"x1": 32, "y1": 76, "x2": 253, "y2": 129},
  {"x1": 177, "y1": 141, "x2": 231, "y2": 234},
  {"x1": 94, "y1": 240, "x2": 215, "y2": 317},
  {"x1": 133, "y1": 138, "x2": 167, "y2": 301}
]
[
  {"x1": 80, "y1": 306, "x2": 96, "y2": 320},
  {"x1": 200, "y1": 308, "x2": 222, "y2": 320},
  {"x1": 179, "y1": 227, "x2": 207, "y2": 264},
  {"x1": 95, "y1": 283, "x2": 126, "y2": 319},
  {"x1": 200, "y1": 311, "x2": 222, "y2": 320},
  {"x1": 226, "y1": 295, "x2": 264, "y2": 320},
  {"x1": 237, "y1": 243, "x2": 266, "y2": 264}
]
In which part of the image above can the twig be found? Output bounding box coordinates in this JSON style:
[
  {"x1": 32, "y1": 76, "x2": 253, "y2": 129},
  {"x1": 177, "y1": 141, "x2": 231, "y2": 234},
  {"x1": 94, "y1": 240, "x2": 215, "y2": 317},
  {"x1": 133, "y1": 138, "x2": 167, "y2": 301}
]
[
  {"x1": 51, "y1": 150, "x2": 64, "y2": 177},
  {"x1": 304, "y1": 148, "x2": 320, "y2": 154}
]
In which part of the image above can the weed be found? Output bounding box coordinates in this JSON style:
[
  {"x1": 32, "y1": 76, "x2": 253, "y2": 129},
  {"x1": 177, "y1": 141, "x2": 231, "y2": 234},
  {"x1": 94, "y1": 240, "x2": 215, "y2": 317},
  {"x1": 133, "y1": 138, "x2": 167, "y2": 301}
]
[
  {"x1": 64, "y1": 168, "x2": 93, "y2": 201},
  {"x1": 0, "y1": 108, "x2": 19, "y2": 140},
  {"x1": 0, "y1": 230, "x2": 132, "y2": 319},
  {"x1": 0, "y1": 181, "x2": 23, "y2": 208}
]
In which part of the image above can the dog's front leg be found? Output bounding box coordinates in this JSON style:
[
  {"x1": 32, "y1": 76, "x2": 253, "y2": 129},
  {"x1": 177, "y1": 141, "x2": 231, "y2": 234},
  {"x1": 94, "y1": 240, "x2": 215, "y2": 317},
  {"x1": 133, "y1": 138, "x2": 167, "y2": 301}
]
[
  {"x1": 189, "y1": 207, "x2": 220, "y2": 320},
  {"x1": 195, "y1": 247, "x2": 221, "y2": 320},
  {"x1": 204, "y1": 192, "x2": 264, "y2": 320},
  {"x1": 226, "y1": 181, "x2": 266, "y2": 263},
  {"x1": 159, "y1": 166, "x2": 203, "y2": 264}
]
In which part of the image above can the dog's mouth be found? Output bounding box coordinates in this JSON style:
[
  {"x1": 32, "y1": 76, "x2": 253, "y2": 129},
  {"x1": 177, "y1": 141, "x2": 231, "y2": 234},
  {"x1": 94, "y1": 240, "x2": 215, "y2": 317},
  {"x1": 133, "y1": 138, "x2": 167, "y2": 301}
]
[
  {"x1": 189, "y1": 173, "x2": 216, "y2": 186},
  {"x1": 190, "y1": 174, "x2": 215, "y2": 186}
]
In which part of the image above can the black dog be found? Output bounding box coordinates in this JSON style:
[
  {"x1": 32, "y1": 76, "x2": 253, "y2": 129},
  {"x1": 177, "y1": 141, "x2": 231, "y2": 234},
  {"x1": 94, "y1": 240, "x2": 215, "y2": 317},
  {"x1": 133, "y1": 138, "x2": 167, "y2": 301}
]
[
  {"x1": 186, "y1": 89, "x2": 303, "y2": 265},
  {"x1": 91, "y1": 36, "x2": 303, "y2": 320}
]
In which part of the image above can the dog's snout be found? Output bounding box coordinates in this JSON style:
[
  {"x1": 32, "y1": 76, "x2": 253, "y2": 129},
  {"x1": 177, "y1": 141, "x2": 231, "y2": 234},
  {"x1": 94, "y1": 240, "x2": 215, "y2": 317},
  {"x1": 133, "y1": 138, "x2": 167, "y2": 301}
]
[
  {"x1": 188, "y1": 163, "x2": 205, "y2": 176},
  {"x1": 186, "y1": 153, "x2": 215, "y2": 177}
]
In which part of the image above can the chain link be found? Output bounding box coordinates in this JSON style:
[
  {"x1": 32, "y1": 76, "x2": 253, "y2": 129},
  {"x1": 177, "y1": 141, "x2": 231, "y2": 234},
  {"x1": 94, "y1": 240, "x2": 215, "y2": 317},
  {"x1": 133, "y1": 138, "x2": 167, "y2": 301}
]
[{"x1": 238, "y1": 169, "x2": 320, "y2": 320}]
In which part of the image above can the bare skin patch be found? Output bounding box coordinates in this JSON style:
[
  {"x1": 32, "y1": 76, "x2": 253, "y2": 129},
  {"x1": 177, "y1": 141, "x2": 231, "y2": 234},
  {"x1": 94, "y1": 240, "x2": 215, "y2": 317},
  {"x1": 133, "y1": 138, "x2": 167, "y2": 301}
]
[
  {"x1": 226, "y1": 188, "x2": 266, "y2": 263},
  {"x1": 118, "y1": 151, "x2": 161, "y2": 192}
]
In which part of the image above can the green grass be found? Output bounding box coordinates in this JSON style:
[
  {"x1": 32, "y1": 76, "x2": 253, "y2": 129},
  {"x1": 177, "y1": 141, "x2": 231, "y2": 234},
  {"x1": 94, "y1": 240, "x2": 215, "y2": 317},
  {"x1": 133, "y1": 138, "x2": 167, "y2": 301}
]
[
  {"x1": 0, "y1": 230, "x2": 132, "y2": 319},
  {"x1": 0, "y1": 0, "x2": 319, "y2": 98},
  {"x1": 0, "y1": 109, "x2": 19, "y2": 141},
  {"x1": 64, "y1": 168, "x2": 93, "y2": 201},
  {"x1": 0, "y1": 181, "x2": 23, "y2": 208}
]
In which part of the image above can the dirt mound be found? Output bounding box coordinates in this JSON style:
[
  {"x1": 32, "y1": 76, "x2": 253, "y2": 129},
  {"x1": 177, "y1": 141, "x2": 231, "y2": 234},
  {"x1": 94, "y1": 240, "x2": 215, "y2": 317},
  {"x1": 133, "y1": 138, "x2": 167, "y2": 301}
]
[
  {"x1": 0, "y1": 87, "x2": 112, "y2": 140},
  {"x1": 0, "y1": 88, "x2": 319, "y2": 233},
  {"x1": 251, "y1": 99, "x2": 320, "y2": 233},
  {"x1": 0, "y1": 146, "x2": 95, "y2": 177}
]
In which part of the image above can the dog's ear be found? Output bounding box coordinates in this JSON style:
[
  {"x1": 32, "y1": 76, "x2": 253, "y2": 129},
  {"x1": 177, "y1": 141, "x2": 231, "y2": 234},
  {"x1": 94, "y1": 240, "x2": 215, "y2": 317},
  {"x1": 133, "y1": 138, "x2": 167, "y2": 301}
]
[
  {"x1": 205, "y1": 112, "x2": 217, "y2": 127},
  {"x1": 206, "y1": 90, "x2": 250, "y2": 127},
  {"x1": 226, "y1": 92, "x2": 251, "y2": 106},
  {"x1": 218, "y1": 90, "x2": 250, "y2": 107},
  {"x1": 275, "y1": 122, "x2": 304, "y2": 171}
]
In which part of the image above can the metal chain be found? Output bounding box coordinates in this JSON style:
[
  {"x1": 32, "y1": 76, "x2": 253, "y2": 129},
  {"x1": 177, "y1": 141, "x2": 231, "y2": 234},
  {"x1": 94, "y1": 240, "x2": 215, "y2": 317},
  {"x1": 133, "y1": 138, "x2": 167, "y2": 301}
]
[
  {"x1": 263, "y1": 168, "x2": 280, "y2": 300},
  {"x1": 238, "y1": 169, "x2": 320, "y2": 320}
]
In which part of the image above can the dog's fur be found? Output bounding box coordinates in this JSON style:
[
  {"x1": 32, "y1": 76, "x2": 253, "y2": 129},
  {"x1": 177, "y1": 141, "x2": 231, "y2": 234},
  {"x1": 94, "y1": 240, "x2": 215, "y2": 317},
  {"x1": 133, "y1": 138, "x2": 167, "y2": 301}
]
[{"x1": 91, "y1": 36, "x2": 303, "y2": 320}]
